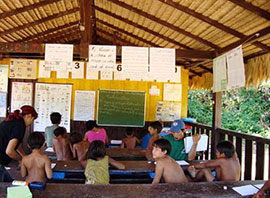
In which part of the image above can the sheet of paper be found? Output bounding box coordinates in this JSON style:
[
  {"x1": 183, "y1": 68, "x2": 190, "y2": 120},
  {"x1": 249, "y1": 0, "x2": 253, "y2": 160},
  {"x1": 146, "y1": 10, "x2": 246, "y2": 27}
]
[
  {"x1": 149, "y1": 85, "x2": 160, "y2": 96},
  {"x1": 73, "y1": 90, "x2": 95, "y2": 121},
  {"x1": 156, "y1": 101, "x2": 181, "y2": 121},
  {"x1": 7, "y1": 186, "x2": 32, "y2": 198},
  {"x1": 149, "y1": 47, "x2": 175, "y2": 82},
  {"x1": 34, "y1": 83, "x2": 72, "y2": 132},
  {"x1": 253, "y1": 183, "x2": 264, "y2": 189},
  {"x1": 51, "y1": 163, "x2": 56, "y2": 169},
  {"x1": 122, "y1": 46, "x2": 148, "y2": 81},
  {"x1": 72, "y1": 61, "x2": 84, "y2": 79},
  {"x1": 226, "y1": 45, "x2": 245, "y2": 90},
  {"x1": 101, "y1": 71, "x2": 113, "y2": 80},
  {"x1": 10, "y1": 59, "x2": 37, "y2": 79},
  {"x1": 176, "y1": 160, "x2": 189, "y2": 166},
  {"x1": 114, "y1": 64, "x2": 126, "y2": 80},
  {"x1": 213, "y1": 55, "x2": 227, "y2": 92},
  {"x1": 184, "y1": 134, "x2": 208, "y2": 153},
  {"x1": 88, "y1": 45, "x2": 116, "y2": 71},
  {"x1": 163, "y1": 84, "x2": 182, "y2": 102},
  {"x1": 38, "y1": 60, "x2": 51, "y2": 78},
  {"x1": 45, "y1": 147, "x2": 54, "y2": 152},
  {"x1": 111, "y1": 140, "x2": 123, "y2": 144},
  {"x1": 0, "y1": 65, "x2": 8, "y2": 92},
  {"x1": 86, "y1": 62, "x2": 99, "y2": 79},
  {"x1": 0, "y1": 92, "x2": 7, "y2": 117},
  {"x1": 170, "y1": 66, "x2": 181, "y2": 83},
  {"x1": 232, "y1": 185, "x2": 259, "y2": 196},
  {"x1": 45, "y1": 44, "x2": 73, "y2": 63},
  {"x1": 11, "y1": 82, "x2": 33, "y2": 112}
]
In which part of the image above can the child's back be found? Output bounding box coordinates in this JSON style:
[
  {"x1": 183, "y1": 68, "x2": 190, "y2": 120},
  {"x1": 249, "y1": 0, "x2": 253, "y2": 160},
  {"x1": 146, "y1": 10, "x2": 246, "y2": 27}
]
[
  {"x1": 53, "y1": 127, "x2": 72, "y2": 160},
  {"x1": 45, "y1": 112, "x2": 61, "y2": 147},
  {"x1": 121, "y1": 136, "x2": 140, "y2": 149},
  {"x1": 21, "y1": 132, "x2": 52, "y2": 183},
  {"x1": 73, "y1": 140, "x2": 89, "y2": 161}
]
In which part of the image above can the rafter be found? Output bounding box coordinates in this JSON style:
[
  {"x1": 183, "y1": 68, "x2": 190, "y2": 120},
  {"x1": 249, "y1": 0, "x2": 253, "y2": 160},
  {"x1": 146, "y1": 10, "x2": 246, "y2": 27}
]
[
  {"x1": 0, "y1": 8, "x2": 79, "y2": 38},
  {"x1": 15, "y1": 21, "x2": 79, "y2": 42},
  {"x1": 0, "y1": 0, "x2": 62, "y2": 20},
  {"x1": 97, "y1": 19, "x2": 159, "y2": 47},
  {"x1": 159, "y1": 0, "x2": 269, "y2": 54},
  {"x1": 94, "y1": 5, "x2": 191, "y2": 50},
  {"x1": 107, "y1": 0, "x2": 220, "y2": 50},
  {"x1": 228, "y1": 0, "x2": 270, "y2": 21},
  {"x1": 38, "y1": 27, "x2": 79, "y2": 43},
  {"x1": 46, "y1": 31, "x2": 80, "y2": 44}
]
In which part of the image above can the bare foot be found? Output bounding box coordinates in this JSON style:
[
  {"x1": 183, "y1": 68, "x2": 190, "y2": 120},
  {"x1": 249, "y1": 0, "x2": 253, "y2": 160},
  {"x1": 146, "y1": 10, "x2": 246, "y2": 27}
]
[{"x1": 187, "y1": 165, "x2": 196, "y2": 178}]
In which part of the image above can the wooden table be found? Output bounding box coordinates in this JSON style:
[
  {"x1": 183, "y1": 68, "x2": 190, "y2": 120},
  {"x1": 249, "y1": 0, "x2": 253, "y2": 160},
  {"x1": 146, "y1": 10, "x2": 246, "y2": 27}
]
[
  {"x1": 106, "y1": 148, "x2": 147, "y2": 160},
  {"x1": 0, "y1": 181, "x2": 266, "y2": 198}
]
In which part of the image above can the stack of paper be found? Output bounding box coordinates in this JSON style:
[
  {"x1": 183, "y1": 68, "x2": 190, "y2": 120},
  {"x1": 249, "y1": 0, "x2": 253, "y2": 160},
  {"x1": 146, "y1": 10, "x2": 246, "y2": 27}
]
[
  {"x1": 110, "y1": 140, "x2": 122, "y2": 144},
  {"x1": 7, "y1": 186, "x2": 32, "y2": 198},
  {"x1": 184, "y1": 134, "x2": 208, "y2": 153}
]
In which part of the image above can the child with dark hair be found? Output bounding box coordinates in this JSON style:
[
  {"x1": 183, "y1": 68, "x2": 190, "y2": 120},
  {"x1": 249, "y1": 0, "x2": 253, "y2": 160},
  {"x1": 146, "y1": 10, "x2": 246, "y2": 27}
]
[
  {"x1": 81, "y1": 140, "x2": 125, "y2": 184},
  {"x1": 52, "y1": 127, "x2": 72, "y2": 160},
  {"x1": 83, "y1": 120, "x2": 108, "y2": 144},
  {"x1": 21, "y1": 132, "x2": 52, "y2": 183},
  {"x1": 45, "y1": 112, "x2": 61, "y2": 147},
  {"x1": 146, "y1": 121, "x2": 163, "y2": 160},
  {"x1": 120, "y1": 128, "x2": 140, "y2": 149},
  {"x1": 70, "y1": 132, "x2": 89, "y2": 161},
  {"x1": 152, "y1": 139, "x2": 188, "y2": 184},
  {"x1": 187, "y1": 140, "x2": 240, "y2": 182}
]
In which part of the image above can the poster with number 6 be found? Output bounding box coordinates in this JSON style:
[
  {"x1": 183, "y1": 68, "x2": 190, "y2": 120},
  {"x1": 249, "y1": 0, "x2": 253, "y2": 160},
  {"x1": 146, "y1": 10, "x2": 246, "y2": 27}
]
[{"x1": 72, "y1": 62, "x2": 84, "y2": 79}]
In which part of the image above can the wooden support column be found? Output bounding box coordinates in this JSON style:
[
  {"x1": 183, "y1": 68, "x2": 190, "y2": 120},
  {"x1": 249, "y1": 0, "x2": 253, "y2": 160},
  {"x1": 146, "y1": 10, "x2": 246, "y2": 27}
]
[
  {"x1": 80, "y1": 0, "x2": 92, "y2": 59},
  {"x1": 211, "y1": 92, "x2": 222, "y2": 159}
]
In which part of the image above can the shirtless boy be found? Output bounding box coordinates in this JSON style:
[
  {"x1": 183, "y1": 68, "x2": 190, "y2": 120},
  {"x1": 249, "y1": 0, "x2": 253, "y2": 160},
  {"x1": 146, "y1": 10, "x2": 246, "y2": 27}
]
[
  {"x1": 69, "y1": 132, "x2": 89, "y2": 161},
  {"x1": 152, "y1": 139, "x2": 188, "y2": 184},
  {"x1": 121, "y1": 128, "x2": 140, "y2": 149},
  {"x1": 188, "y1": 141, "x2": 240, "y2": 182},
  {"x1": 21, "y1": 132, "x2": 52, "y2": 183},
  {"x1": 52, "y1": 127, "x2": 72, "y2": 160}
]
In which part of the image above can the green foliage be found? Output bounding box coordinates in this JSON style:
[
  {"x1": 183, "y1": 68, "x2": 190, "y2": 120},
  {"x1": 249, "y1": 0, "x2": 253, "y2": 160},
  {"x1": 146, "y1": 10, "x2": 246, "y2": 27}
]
[{"x1": 188, "y1": 83, "x2": 270, "y2": 137}]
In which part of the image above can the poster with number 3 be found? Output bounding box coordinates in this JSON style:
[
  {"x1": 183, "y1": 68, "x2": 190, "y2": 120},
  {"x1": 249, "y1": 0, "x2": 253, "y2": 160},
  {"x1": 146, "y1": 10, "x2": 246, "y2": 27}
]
[{"x1": 72, "y1": 62, "x2": 84, "y2": 79}]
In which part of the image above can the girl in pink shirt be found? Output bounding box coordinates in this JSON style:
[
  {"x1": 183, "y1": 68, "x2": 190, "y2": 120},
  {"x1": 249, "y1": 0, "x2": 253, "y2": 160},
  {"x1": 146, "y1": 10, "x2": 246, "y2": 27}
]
[{"x1": 83, "y1": 121, "x2": 108, "y2": 144}]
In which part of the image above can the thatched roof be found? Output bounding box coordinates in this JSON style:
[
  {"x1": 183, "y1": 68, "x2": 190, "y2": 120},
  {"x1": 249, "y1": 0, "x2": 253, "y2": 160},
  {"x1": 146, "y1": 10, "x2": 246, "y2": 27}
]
[{"x1": 0, "y1": 0, "x2": 269, "y2": 89}]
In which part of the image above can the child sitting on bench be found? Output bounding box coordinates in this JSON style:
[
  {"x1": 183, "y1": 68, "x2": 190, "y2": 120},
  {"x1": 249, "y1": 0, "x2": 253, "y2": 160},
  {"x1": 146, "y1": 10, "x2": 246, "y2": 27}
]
[
  {"x1": 121, "y1": 128, "x2": 140, "y2": 149},
  {"x1": 152, "y1": 139, "x2": 188, "y2": 184},
  {"x1": 187, "y1": 140, "x2": 240, "y2": 182},
  {"x1": 82, "y1": 140, "x2": 125, "y2": 184},
  {"x1": 69, "y1": 132, "x2": 89, "y2": 161},
  {"x1": 21, "y1": 132, "x2": 52, "y2": 183},
  {"x1": 52, "y1": 127, "x2": 72, "y2": 160}
]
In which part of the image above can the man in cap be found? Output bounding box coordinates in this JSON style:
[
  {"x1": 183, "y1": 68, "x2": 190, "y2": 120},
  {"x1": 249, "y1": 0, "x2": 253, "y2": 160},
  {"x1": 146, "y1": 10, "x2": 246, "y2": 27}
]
[{"x1": 163, "y1": 119, "x2": 200, "y2": 161}]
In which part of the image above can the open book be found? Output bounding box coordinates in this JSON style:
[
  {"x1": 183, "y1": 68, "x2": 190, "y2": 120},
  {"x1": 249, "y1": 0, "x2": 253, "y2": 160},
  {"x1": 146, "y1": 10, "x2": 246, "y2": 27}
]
[{"x1": 184, "y1": 134, "x2": 208, "y2": 153}]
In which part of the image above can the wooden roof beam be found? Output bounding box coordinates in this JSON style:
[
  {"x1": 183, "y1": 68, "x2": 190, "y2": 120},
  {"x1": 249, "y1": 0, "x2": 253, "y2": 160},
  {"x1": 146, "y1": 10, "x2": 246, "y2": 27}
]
[
  {"x1": 16, "y1": 22, "x2": 79, "y2": 42},
  {"x1": 0, "y1": 0, "x2": 62, "y2": 20},
  {"x1": 0, "y1": 8, "x2": 79, "y2": 38},
  {"x1": 46, "y1": 31, "x2": 80, "y2": 44},
  {"x1": 107, "y1": 0, "x2": 220, "y2": 50},
  {"x1": 97, "y1": 19, "x2": 159, "y2": 47},
  {"x1": 39, "y1": 28, "x2": 79, "y2": 43},
  {"x1": 91, "y1": 0, "x2": 97, "y2": 44},
  {"x1": 228, "y1": 0, "x2": 270, "y2": 21}
]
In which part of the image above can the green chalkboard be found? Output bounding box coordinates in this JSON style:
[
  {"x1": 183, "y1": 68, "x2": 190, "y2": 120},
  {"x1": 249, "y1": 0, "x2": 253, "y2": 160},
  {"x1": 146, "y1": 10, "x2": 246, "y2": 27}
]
[{"x1": 97, "y1": 89, "x2": 146, "y2": 127}]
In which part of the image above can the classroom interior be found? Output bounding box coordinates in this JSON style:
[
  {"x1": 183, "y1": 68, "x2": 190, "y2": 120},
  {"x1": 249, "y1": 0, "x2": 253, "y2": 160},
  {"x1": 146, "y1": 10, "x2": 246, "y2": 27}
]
[{"x1": 0, "y1": 0, "x2": 270, "y2": 197}]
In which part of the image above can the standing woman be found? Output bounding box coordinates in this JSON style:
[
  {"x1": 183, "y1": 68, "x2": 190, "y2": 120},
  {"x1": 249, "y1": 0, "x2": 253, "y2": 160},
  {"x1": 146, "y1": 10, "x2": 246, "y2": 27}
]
[{"x1": 0, "y1": 105, "x2": 38, "y2": 182}]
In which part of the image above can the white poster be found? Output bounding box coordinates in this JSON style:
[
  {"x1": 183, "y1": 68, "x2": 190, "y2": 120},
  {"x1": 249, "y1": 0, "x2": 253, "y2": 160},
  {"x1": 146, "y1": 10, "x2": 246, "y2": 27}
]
[
  {"x1": 156, "y1": 101, "x2": 181, "y2": 121},
  {"x1": 11, "y1": 82, "x2": 33, "y2": 111},
  {"x1": 101, "y1": 71, "x2": 113, "y2": 80},
  {"x1": 88, "y1": 45, "x2": 116, "y2": 71},
  {"x1": 226, "y1": 45, "x2": 245, "y2": 90},
  {"x1": 45, "y1": 44, "x2": 73, "y2": 63},
  {"x1": 38, "y1": 61, "x2": 51, "y2": 78},
  {"x1": 122, "y1": 46, "x2": 148, "y2": 81},
  {"x1": 114, "y1": 64, "x2": 125, "y2": 80},
  {"x1": 10, "y1": 59, "x2": 37, "y2": 79},
  {"x1": 149, "y1": 48, "x2": 175, "y2": 82},
  {"x1": 86, "y1": 62, "x2": 99, "y2": 80},
  {"x1": 213, "y1": 55, "x2": 227, "y2": 92},
  {"x1": 34, "y1": 83, "x2": 72, "y2": 132},
  {"x1": 0, "y1": 65, "x2": 8, "y2": 92},
  {"x1": 0, "y1": 92, "x2": 7, "y2": 117},
  {"x1": 72, "y1": 62, "x2": 84, "y2": 79},
  {"x1": 163, "y1": 84, "x2": 182, "y2": 102},
  {"x1": 74, "y1": 90, "x2": 95, "y2": 121},
  {"x1": 170, "y1": 66, "x2": 181, "y2": 83}
]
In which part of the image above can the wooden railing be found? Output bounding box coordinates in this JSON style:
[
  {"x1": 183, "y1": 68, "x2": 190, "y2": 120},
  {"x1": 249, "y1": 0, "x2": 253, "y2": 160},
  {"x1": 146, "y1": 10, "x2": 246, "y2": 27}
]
[{"x1": 185, "y1": 121, "x2": 270, "y2": 181}]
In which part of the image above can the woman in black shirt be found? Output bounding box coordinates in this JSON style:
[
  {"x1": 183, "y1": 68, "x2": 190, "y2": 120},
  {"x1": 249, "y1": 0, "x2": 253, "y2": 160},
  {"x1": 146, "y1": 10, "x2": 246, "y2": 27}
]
[{"x1": 0, "y1": 105, "x2": 38, "y2": 182}]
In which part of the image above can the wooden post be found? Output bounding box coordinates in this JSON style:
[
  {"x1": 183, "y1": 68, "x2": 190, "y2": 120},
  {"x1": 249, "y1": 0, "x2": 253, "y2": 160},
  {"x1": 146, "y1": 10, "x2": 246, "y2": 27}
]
[
  {"x1": 79, "y1": 0, "x2": 92, "y2": 59},
  {"x1": 211, "y1": 92, "x2": 222, "y2": 159}
]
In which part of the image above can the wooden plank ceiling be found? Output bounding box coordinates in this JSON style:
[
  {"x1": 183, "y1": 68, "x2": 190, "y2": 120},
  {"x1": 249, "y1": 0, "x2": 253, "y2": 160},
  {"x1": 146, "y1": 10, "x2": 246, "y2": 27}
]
[{"x1": 0, "y1": 0, "x2": 269, "y2": 78}]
